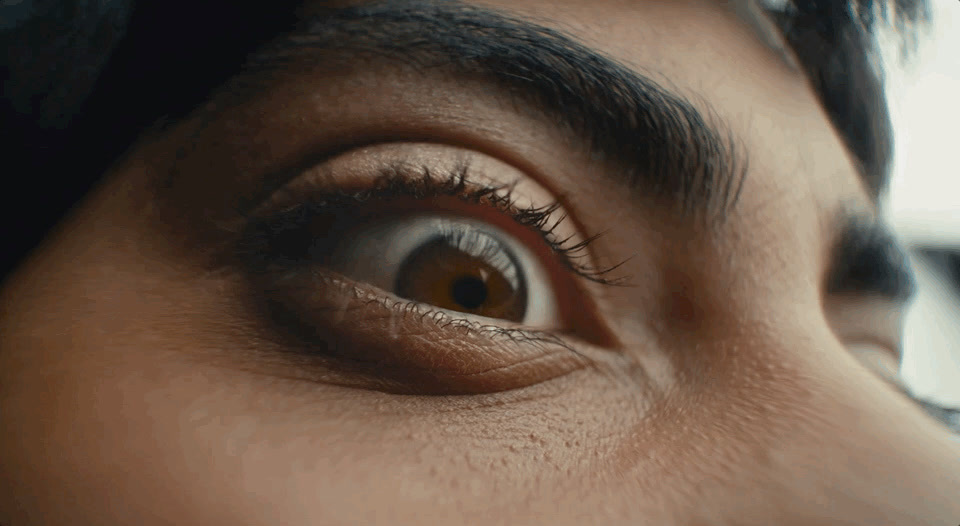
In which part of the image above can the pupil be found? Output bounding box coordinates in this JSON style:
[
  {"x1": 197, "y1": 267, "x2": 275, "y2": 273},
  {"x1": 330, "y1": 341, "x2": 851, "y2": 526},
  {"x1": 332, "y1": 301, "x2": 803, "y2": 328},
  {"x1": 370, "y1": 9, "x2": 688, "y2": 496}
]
[{"x1": 450, "y1": 276, "x2": 488, "y2": 309}]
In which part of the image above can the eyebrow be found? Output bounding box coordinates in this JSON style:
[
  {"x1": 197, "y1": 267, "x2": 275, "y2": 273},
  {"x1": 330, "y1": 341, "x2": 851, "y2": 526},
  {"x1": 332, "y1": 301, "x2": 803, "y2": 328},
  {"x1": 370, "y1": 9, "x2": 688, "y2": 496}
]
[
  {"x1": 236, "y1": 0, "x2": 748, "y2": 223},
  {"x1": 826, "y1": 211, "x2": 916, "y2": 304}
]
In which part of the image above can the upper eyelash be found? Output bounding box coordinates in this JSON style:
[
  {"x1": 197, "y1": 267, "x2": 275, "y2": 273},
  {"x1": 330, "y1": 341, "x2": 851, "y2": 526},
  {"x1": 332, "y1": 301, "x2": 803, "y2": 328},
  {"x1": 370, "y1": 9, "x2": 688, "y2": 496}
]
[
  {"x1": 261, "y1": 268, "x2": 589, "y2": 362},
  {"x1": 255, "y1": 161, "x2": 628, "y2": 285}
]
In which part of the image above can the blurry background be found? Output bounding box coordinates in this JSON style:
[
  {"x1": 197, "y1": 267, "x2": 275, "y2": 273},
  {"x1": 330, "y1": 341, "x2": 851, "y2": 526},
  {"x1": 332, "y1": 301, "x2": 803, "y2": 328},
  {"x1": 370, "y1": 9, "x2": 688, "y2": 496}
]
[{"x1": 886, "y1": 0, "x2": 960, "y2": 407}]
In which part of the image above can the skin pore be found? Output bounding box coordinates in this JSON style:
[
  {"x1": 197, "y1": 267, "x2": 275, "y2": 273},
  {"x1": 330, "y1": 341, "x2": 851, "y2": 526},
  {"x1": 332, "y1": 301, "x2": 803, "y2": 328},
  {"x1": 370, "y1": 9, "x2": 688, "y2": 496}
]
[{"x1": 1, "y1": 0, "x2": 958, "y2": 524}]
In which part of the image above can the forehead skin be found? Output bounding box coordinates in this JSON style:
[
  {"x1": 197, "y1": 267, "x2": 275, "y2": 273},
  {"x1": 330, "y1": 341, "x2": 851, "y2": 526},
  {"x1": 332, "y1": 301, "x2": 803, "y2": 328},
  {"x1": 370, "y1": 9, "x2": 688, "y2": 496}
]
[{"x1": 0, "y1": 1, "x2": 958, "y2": 525}]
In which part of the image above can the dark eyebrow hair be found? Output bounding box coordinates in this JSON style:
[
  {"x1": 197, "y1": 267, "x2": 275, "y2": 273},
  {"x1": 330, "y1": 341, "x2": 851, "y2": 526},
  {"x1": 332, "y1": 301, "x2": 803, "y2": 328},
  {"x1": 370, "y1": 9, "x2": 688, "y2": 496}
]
[
  {"x1": 826, "y1": 211, "x2": 916, "y2": 303},
  {"x1": 234, "y1": 0, "x2": 748, "y2": 223}
]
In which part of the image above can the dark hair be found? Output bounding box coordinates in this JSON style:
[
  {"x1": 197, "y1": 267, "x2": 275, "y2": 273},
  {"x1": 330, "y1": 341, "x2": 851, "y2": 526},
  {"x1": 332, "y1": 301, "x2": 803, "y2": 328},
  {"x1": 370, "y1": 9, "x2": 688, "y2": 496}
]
[
  {"x1": 767, "y1": 0, "x2": 930, "y2": 196},
  {"x1": 0, "y1": 0, "x2": 930, "y2": 278},
  {"x1": 1, "y1": 0, "x2": 301, "y2": 276}
]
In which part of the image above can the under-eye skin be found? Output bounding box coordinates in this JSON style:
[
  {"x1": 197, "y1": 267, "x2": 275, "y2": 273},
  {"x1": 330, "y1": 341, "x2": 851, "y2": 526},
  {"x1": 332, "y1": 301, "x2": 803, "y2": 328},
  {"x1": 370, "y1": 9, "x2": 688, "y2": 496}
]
[{"x1": 233, "y1": 146, "x2": 620, "y2": 394}]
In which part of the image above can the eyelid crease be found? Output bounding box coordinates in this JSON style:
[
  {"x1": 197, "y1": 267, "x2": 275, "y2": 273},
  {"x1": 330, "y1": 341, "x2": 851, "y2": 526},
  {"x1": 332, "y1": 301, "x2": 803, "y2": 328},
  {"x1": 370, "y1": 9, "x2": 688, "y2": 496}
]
[{"x1": 235, "y1": 0, "x2": 750, "y2": 225}]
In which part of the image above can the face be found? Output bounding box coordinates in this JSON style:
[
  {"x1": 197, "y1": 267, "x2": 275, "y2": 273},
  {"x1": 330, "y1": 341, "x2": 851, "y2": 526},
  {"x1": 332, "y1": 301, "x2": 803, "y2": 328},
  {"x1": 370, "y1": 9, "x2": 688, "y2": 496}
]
[{"x1": 1, "y1": 1, "x2": 957, "y2": 524}]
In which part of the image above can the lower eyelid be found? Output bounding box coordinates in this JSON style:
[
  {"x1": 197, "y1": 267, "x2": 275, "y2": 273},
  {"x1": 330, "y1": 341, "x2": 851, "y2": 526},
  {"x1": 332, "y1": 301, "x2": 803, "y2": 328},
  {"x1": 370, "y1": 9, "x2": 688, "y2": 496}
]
[{"x1": 247, "y1": 267, "x2": 592, "y2": 395}]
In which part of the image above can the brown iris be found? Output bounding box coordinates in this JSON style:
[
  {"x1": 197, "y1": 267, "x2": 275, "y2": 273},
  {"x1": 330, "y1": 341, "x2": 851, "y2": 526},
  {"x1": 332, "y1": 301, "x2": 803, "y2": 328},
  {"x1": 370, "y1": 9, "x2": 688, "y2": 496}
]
[{"x1": 394, "y1": 233, "x2": 527, "y2": 322}]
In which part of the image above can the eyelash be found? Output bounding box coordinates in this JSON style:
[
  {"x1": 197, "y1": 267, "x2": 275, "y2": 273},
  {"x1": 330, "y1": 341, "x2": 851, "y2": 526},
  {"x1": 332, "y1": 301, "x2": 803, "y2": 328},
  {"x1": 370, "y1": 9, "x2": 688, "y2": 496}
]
[
  {"x1": 313, "y1": 269, "x2": 577, "y2": 346},
  {"x1": 242, "y1": 162, "x2": 626, "y2": 286}
]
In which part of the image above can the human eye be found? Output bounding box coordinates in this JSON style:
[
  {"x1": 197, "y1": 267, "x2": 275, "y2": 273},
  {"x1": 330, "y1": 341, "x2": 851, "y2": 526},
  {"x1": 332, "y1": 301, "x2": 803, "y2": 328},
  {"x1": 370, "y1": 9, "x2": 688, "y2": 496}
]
[
  {"x1": 232, "y1": 143, "x2": 620, "y2": 395},
  {"x1": 318, "y1": 216, "x2": 553, "y2": 326}
]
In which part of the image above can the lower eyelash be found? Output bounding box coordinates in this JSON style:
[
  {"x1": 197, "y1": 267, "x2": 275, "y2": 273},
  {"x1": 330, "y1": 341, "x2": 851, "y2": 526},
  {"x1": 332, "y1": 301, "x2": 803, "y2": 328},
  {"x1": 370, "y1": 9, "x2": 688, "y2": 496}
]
[
  {"x1": 243, "y1": 269, "x2": 595, "y2": 394},
  {"x1": 286, "y1": 267, "x2": 574, "y2": 348}
]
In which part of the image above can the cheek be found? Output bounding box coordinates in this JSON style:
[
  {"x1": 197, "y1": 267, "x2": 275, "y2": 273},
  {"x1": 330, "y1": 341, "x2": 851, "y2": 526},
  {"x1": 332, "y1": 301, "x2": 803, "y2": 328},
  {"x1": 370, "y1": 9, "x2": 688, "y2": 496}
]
[
  {"x1": 0, "y1": 212, "x2": 621, "y2": 523},
  {"x1": 2, "y1": 235, "x2": 958, "y2": 526}
]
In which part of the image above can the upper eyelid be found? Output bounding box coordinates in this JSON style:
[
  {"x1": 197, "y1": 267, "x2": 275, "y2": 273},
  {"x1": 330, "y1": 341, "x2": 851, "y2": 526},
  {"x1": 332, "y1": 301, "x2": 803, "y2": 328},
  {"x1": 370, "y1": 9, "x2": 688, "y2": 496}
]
[
  {"x1": 236, "y1": 1, "x2": 748, "y2": 223},
  {"x1": 158, "y1": 7, "x2": 744, "y2": 250}
]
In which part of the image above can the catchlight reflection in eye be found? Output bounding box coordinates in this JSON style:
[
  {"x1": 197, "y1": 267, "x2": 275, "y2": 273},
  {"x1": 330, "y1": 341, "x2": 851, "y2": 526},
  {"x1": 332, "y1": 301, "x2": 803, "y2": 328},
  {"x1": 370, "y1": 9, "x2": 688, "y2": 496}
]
[{"x1": 327, "y1": 215, "x2": 559, "y2": 327}]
